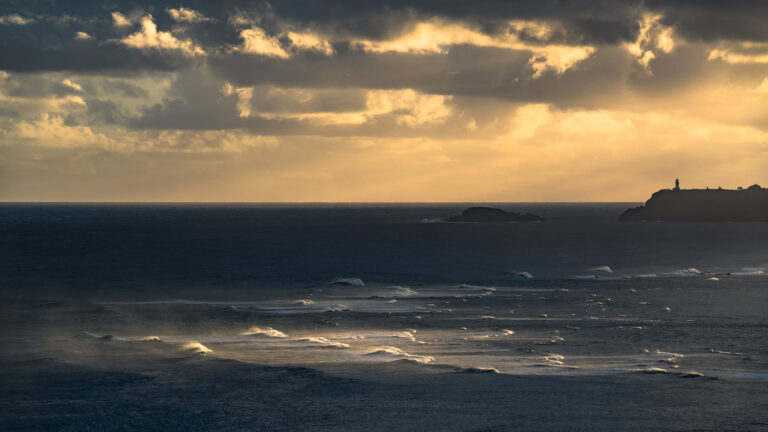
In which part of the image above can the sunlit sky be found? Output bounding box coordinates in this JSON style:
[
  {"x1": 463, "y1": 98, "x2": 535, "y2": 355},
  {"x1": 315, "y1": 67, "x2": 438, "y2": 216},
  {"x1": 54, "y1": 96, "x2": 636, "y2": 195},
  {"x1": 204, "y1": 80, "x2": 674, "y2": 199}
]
[{"x1": 1, "y1": 1, "x2": 767, "y2": 201}]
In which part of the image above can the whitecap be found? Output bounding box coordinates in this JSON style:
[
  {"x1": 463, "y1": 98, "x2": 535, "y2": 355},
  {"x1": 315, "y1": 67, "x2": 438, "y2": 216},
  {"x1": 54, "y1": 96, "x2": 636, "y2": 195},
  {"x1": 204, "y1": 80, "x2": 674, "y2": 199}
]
[
  {"x1": 141, "y1": 336, "x2": 161, "y2": 342},
  {"x1": 364, "y1": 346, "x2": 434, "y2": 363},
  {"x1": 665, "y1": 268, "x2": 703, "y2": 277},
  {"x1": 330, "y1": 277, "x2": 365, "y2": 287},
  {"x1": 241, "y1": 326, "x2": 288, "y2": 338},
  {"x1": 708, "y1": 349, "x2": 743, "y2": 356},
  {"x1": 183, "y1": 342, "x2": 213, "y2": 354},
  {"x1": 654, "y1": 351, "x2": 684, "y2": 364},
  {"x1": 590, "y1": 266, "x2": 613, "y2": 274},
  {"x1": 637, "y1": 367, "x2": 668, "y2": 374},
  {"x1": 392, "y1": 286, "x2": 417, "y2": 297},
  {"x1": 631, "y1": 274, "x2": 657, "y2": 279},
  {"x1": 507, "y1": 271, "x2": 534, "y2": 279},
  {"x1": 292, "y1": 299, "x2": 315, "y2": 306},
  {"x1": 299, "y1": 337, "x2": 350, "y2": 349},
  {"x1": 732, "y1": 268, "x2": 766, "y2": 276},
  {"x1": 542, "y1": 354, "x2": 565, "y2": 365}
]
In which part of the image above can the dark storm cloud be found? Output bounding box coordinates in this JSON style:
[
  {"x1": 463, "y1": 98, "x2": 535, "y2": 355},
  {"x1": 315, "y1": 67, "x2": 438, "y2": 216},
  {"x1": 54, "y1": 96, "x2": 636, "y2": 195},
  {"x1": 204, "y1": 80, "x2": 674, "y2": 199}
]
[
  {"x1": 210, "y1": 45, "x2": 633, "y2": 105},
  {"x1": 0, "y1": 20, "x2": 200, "y2": 72},
  {"x1": 1, "y1": 0, "x2": 767, "y2": 76},
  {"x1": 0, "y1": 0, "x2": 635, "y2": 73},
  {"x1": 647, "y1": 0, "x2": 768, "y2": 43}
]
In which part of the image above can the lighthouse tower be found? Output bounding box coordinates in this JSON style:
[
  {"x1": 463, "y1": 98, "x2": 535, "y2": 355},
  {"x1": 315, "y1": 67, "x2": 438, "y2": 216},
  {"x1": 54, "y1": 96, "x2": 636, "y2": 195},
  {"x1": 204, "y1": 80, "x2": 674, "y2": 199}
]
[{"x1": 674, "y1": 179, "x2": 680, "y2": 190}]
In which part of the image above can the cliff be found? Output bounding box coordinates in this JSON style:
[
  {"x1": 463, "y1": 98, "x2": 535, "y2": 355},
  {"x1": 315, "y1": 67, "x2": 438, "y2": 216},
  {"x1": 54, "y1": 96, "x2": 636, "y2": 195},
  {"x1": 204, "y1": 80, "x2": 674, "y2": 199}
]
[
  {"x1": 447, "y1": 207, "x2": 546, "y2": 222},
  {"x1": 619, "y1": 185, "x2": 768, "y2": 222}
]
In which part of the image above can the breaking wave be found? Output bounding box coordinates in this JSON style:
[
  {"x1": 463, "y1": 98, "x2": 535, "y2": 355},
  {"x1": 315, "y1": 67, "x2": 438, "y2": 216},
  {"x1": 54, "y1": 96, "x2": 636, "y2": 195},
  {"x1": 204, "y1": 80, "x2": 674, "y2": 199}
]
[
  {"x1": 241, "y1": 327, "x2": 288, "y2": 338},
  {"x1": 330, "y1": 278, "x2": 365, "y2": 286},
  {"x1": 364, "y1": 346, "x2": 434, "y2": 363},
  {"x1": 299, "y1": 337, "x2": 350, "y2": 349},
  {"x1": 183, "y1": 342, "x2": 213, "y2": 354}
]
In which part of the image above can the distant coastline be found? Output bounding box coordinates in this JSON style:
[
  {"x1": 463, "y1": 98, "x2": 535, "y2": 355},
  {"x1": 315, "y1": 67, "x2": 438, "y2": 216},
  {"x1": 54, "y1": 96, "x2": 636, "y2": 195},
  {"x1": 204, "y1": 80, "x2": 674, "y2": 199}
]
[{"x1": 619, "y1": 182, "x2": 768, "y2": 222}]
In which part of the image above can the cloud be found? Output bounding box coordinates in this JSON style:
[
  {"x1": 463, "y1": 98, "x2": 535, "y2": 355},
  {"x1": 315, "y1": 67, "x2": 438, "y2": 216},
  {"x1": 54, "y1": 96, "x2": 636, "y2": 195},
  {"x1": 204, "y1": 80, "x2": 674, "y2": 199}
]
[
  {"x1": 61, "y1": 79, "x2": 82, "y2": 92},
  {"x1": 286, "y1": 31, "x2": 334, "y2": 55},
  {"x1": 757, "y1": 77, "x2": 768, "y2": 93},
  {"x1": 2, "y1": 113, "x2": 117, "y2": 149},
  {"x1": 111, "y1": 12, "x2": 131, "y2": 28},
  {"x1": 708, "y1": 42, "x2": 768, "y2": 64},
  {"x1": 167, "y1": 7, "x2": 212, "y2": 24},
  {"x1": 237, "y1": 27, "x2": 290, "y2": 58},
  {"x1": 120, "y1": 15, "x2": 206, "y2": 56},
  {"x1": 625, "y1": 12, "x2": 676, "y2": 72},
  {"x1": 0, "y1": 14, "x2": 34, "y2": 25},
  {"x1": 351, "y1": 19, "x2": 595, "y2": 77},
  {"x1": 2, "y1": 1, "x2": 768, "y2": 201}
]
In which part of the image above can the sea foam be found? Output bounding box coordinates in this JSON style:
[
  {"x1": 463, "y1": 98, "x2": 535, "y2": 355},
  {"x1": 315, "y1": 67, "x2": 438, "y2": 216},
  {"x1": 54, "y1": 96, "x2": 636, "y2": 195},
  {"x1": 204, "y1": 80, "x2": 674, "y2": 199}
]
[
  {"x1": 241, "y1": 326, "x2": 288, "y2": 338},
  {"x1": 183, "y1": 342, "x2": 213, "y2": 354},
  {"x1": 364, "y1": 346, "x2": 434, "y2": 363}
]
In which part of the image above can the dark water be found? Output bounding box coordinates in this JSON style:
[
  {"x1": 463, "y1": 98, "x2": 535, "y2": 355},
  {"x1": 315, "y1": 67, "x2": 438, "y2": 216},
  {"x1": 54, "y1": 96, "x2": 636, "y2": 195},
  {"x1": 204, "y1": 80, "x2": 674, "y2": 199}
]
[{"x1": 1, "y1": 204, "x2": 767, "y2": 430}]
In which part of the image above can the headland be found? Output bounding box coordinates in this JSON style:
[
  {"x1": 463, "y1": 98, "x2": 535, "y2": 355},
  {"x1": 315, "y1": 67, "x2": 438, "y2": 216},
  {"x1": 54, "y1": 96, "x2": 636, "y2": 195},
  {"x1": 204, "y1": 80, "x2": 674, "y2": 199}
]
[{"x1": 619, "y1": 181, "x2": 768, "y2": 222}]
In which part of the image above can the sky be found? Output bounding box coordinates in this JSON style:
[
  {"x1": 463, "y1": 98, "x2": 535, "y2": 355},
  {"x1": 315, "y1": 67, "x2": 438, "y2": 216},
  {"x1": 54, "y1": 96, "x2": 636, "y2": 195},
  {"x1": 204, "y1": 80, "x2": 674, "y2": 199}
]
[{"x1": 1, "y1": 0, "x2": 767, "y2": 202}]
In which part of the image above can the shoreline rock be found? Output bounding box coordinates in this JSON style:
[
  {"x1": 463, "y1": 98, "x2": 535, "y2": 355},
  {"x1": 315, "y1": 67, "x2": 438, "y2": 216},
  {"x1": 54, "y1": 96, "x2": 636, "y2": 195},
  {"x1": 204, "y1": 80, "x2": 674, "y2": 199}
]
[{"x1": 619, "y1": 185, "x2": 768, "y2": 222}]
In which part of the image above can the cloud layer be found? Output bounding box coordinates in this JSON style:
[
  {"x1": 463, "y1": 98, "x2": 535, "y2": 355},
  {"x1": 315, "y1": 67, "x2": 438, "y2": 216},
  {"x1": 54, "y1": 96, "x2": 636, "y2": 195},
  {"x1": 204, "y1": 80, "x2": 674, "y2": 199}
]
[{"x1": 1, "y1": 0, "x2": 767, "y2": 201}]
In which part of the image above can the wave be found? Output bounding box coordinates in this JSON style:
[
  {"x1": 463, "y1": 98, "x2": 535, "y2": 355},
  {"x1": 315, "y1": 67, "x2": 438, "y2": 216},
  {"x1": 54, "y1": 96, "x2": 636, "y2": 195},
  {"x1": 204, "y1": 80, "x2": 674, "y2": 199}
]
[
  {"x1": 364, "y1": 346, "x2": 434, "y2": 363},
  {"x1": 292, "y1": 299, "x2": 315, "y2": 305},
  {"x1": 299, "y1": 337, "x2": 350, "y2": 349},
  {"x1": 590, "y1": 266, "x2": 613, "y2": 274},
  {"x1": 542, "y1": 354, "x2": 565, "y2": 366},
  {"x1": 636, "y1": 367, "x2": 669, "y2": 374},
  {"x1": 665, "y1": 268, "x2": 702, "y2": 277},
  {"x1": 505, "y1": 271, "x2": 534, "y2": 279},
  {"x1": 183, "y1": 342, "x2": 213, "y2": 354},
  {"x1": 630, "y1": 273, "x2": 657, "y2": 279},
  {"x1": 709, "y1": 349, "x2": 744, "y2": 356},
  {"x1": 241, "y1": 326, "x2": 288, "y2": 338},
  {"x1": 76, "y1": 332, "x2": 114, "y2": 342},
  {"x1": 330, "y1": 278, "x2": 365, "y2": 287},
  {"x1": 731, "y1": 267, "x2": 766, "y2": 276},
  {"x1": 456, "y1": 366, "x2": 500, "y2": 374},
  {"x1": 374, "y1": 286, "x2": 417, "y2": 298}
]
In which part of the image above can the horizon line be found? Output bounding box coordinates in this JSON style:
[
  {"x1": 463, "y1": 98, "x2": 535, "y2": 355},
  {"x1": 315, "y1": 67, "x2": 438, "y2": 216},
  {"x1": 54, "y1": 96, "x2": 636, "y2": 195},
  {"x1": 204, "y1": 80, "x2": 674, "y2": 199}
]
[{"x1": 0, "y1": 201, "x2": 644, "y2": 204}]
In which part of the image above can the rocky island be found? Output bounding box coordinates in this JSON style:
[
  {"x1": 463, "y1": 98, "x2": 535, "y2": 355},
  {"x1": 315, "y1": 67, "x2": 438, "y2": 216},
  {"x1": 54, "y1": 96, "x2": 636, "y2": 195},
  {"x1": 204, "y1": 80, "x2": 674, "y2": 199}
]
[
  {"x1": 619, "y1": 180, "x2": 768, "y2": 222},
  {"x1": 447, "y1": 207, "x2": 546, "y2": 222}
]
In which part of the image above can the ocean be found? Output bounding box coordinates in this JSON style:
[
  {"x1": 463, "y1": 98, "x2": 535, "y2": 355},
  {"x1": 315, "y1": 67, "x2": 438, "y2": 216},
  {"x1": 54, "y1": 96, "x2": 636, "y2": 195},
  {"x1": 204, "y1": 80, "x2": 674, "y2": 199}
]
[{"x1": 1, "y1": 203, "x2": 767, "y2": 431}]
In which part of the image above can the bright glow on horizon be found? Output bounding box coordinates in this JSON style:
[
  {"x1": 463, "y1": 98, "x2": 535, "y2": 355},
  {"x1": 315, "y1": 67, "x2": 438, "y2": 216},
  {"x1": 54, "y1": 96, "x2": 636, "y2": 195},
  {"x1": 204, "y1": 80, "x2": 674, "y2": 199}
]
[{"x1": 0, "y1": 4, "x2": 767, "y2": 201}]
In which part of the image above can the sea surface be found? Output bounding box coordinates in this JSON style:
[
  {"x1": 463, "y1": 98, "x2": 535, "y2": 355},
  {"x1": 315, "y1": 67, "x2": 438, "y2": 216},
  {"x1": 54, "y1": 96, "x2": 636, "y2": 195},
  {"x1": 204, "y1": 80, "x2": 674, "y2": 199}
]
[{"x1": 1, "y1": 203, "x2": 767, "y2": 431}]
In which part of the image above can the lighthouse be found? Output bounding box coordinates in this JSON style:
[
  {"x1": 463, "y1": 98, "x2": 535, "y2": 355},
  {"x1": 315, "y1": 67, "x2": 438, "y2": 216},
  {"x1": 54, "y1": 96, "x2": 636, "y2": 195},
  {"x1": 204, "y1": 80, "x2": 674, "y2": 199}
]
[{"x1": 674, "y1": 179, "x2": 680, "y2": 190}]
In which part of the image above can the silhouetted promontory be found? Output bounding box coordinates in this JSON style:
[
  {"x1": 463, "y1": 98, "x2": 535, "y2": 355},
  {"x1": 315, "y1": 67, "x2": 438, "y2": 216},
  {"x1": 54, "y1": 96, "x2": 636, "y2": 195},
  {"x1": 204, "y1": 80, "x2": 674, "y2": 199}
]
[
  {"x1": 619, "y1": 183, "x2": 768, "y2": 222},
  {"x1": 448, "y1": 207, "x2": 546, "y2": 222}
]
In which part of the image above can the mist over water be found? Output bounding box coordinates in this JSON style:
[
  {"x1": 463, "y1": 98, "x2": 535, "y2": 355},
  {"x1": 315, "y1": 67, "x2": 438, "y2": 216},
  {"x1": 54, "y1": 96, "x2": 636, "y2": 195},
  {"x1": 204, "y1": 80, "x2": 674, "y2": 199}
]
[{"x1": 1, "y1": 204, "x2": 767, "y2": 430}]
